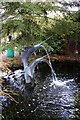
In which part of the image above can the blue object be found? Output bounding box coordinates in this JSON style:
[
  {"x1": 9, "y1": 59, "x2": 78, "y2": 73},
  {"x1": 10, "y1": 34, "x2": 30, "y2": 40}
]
[{"x1": 7, "y1": 48, "x2": 14, "y2": 58}]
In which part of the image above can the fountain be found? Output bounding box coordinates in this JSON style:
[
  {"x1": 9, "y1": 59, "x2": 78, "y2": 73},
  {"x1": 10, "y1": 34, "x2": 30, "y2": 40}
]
[
  {"x1": 20, "y1": 36, "x2": 57, "y2": 85},
  {"x1": 20, "y1": 37, "x2": 69, "y2": 88}
]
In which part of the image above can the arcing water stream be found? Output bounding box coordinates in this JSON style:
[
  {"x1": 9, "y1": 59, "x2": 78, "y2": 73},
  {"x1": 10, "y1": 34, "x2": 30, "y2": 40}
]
[{"x1": 41, "y1": 45, "x2": 58, "y2": 81}]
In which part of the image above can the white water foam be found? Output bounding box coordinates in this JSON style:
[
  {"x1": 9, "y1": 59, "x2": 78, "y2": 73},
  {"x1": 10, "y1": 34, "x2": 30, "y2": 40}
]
[{"x1": 50, "y1": 78, "x2": 74, "y2": 87}]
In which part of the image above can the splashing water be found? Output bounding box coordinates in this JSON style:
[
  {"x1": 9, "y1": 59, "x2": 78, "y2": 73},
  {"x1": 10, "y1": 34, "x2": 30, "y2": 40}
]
[{"x1": 50, "y1": 78, "x2": 74, "y2": 88}]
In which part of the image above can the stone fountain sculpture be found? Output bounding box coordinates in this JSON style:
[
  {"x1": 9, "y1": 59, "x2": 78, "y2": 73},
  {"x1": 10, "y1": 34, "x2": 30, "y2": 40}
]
[{"x1": 21, "y1": 36, "x2": 52, "y2": 84}]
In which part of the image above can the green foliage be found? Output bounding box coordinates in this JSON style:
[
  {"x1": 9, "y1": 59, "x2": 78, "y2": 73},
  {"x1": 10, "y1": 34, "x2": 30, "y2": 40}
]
[
  {"x1": 1, "y1": 1, "x2": 80, "y2": 55},
  {"x1": 1, "y1": 2, "x2": 63, "y2": 53}
]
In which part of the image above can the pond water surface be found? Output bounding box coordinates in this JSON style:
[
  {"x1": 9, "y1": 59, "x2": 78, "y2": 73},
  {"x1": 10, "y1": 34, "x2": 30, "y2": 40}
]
[{"x1": 2, "y1": 61, "x2": 80, "y2": 120}]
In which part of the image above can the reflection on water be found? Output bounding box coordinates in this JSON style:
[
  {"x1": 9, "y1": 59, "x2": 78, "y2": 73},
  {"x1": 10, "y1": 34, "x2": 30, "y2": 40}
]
[{"x1": 2, "y1": 62, "x2": 80, "y2": 120}]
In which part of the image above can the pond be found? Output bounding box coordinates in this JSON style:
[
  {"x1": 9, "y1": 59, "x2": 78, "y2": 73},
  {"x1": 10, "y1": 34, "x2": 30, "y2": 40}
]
[{"x1": 1, "y1": 61, "x2": 80, "y2": 120}]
